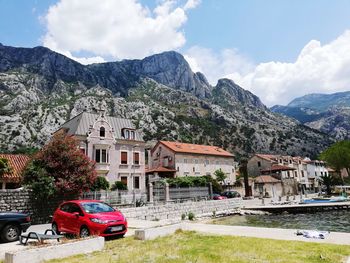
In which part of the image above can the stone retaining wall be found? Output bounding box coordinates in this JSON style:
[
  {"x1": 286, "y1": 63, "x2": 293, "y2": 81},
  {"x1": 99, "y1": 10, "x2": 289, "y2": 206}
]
[
  {"x1": 120, "y1": 198, "x2": 242, "y2": 221},
  {"x1": 0, "y1": 189, "x2": 77, "y2": 224}
]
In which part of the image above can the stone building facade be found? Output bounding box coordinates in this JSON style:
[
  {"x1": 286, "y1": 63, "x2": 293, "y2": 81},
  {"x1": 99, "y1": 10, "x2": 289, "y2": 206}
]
[
  {"x1": 148, "y1": 141, "x2": 236, "y2": 184},
  {"x1": 56, "y1": 111, "x2": 146, "y2": 193}
]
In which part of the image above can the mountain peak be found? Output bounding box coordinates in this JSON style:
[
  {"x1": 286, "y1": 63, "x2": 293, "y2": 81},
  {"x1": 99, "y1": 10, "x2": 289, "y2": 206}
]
[{"x1": 214, "y1": 78, "x2": 265, "y2": 109}]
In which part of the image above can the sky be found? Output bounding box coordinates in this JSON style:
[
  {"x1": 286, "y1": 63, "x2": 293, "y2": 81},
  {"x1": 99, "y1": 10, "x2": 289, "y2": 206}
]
[{"x1": 1, "y1": 0, "x2": 350, "y2": 106}]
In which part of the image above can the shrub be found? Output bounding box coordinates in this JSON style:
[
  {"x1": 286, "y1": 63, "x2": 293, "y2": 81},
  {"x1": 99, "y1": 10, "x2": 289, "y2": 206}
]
[
  {"x1": 181, "y1": 213, "x2": 186, "y2": 220},
  {"x1": 188, "y1": 212, "x2": 195, "y2": 221},
  {"x1": 23, "y1": 133, "x2": 97, "y2": 197},
  {"x1": 90, "y1": 176, "x2": 110, "y2": 191},
  {"x1": 111, "y1": 181, "x2": 128, "y2": 191}
]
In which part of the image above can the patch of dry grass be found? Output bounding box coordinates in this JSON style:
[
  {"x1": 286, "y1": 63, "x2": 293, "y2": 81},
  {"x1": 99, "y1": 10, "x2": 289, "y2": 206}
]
[{"x1": 47, "y1": 231, "x2": 350, "y2": 263}]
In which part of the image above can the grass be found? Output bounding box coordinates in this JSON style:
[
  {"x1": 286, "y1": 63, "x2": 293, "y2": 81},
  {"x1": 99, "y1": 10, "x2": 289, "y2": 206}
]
[{"x1": 47, "y1": 230, "x2": 350, "y2": 263}]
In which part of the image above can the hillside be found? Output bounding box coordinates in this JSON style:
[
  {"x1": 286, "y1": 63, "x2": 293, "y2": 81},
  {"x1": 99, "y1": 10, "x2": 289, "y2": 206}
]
[
  {"x1": 0, "y1": 44, "x2": 332, "y2": 158},
  {"x1": 272, "y1": 91, "x2": 350, "y2": 140}
]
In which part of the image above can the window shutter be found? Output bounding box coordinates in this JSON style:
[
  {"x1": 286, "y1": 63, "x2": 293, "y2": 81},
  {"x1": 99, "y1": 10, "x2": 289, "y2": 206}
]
[
  {"x1": 121, "y1": 152, "x2": 128, "y2": 164},
  {"x1": 134, "y1": 152, "x2": 139, "y2": 164}
]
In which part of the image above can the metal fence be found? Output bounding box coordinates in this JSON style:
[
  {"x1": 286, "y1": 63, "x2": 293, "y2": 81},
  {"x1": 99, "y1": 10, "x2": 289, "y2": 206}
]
[
  {"x1": 169, "y1": 186, "x2": 209, "y2": 201},
  {"x1": 81, "y1": 190, "x2": 147, "y2": 206}
]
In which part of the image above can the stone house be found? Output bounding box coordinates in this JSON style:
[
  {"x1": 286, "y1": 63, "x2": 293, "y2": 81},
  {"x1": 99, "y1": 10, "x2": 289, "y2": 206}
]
[
  {"x1": 254, "y1": 175, "x2": 283, "y2": 198},
  {"x1": 148, "y1": 141, "x2": 236, "y2": 184},
  {"x1": 56, "y1": 111, "x2": 146, "y2": 193},
  {"x1": 248, "y1": 154, "x2": 336, "y2": 194},
  {"x1": 0, "y1": 154, "x2": 30, "y2": 189}
]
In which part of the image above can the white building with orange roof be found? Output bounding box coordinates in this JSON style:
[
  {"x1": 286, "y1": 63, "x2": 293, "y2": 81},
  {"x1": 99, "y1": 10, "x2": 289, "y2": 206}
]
[{"x1": 148, "y1": 141, "x2": 236, "y2": 184}]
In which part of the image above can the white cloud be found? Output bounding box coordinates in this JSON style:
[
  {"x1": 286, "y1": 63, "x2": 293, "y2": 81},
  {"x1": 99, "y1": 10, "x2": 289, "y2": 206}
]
[
  {"x1": 186, "y1": 30, "x2": 350, "y2": 107},
  {"x1": 184, "y1": 0, "x2": 201, "y2": 10},
  {"x1": 42, "y1": 0, "x2": 198, "y2": 63},
  {"x1": 184, "y1": 46, "x2": 254, "y2": 85}
]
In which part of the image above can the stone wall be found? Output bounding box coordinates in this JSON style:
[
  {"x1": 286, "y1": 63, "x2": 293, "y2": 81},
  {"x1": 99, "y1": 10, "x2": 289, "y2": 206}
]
[
  {"x1": 0, "y1": 189, "x2": 77, "y2": 224},
  {"x1": 119, "y1": 198, "x2": 242, "y2": 221}
]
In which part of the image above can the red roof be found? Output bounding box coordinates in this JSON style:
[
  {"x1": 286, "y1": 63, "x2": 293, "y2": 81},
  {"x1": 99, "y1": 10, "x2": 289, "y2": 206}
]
[
  {"x1": 255, "y1": 175, "x2": 281, "y2": 184},
  {"x1": 156, "y1": 141, "x2": 234, "y2": 157},
  {"x1": 0, "y1": 154, "x2": 30, "y2": 183},
  {"x1": 260, "y1": 164, "x2": 296, "y2": 172},
  {"x1": 145, "y1": 166, "x2": 177, "y2": 174},
  {"x1": 255, "y1": 154, "x2": 278, "y2": 161}
]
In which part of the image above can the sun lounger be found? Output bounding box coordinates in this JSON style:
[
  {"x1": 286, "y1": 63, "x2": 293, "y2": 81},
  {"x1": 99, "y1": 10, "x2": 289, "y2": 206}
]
[{"x1": 20, "y1": 229, "x2": 64, "y2": 245}]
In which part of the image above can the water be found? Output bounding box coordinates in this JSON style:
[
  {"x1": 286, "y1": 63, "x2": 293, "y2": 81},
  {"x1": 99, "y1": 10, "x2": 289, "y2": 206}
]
[{"x1": 211, "y1": 210, "x2": 350, "y2": 233}]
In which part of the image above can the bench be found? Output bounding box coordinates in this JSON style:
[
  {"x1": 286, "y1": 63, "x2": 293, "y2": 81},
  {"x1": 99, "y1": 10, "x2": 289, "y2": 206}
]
[{"x1": 20, "y1": 229, "x2": 64, "y2": 245}]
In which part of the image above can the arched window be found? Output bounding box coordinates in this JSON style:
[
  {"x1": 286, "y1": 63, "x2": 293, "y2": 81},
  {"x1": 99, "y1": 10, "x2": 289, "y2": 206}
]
[{"x1": 100, "y1": 126, "x2": 105, "y2": 137}]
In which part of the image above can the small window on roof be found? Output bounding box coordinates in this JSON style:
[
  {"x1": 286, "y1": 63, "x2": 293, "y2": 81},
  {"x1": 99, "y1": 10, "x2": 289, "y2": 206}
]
[{"x1": 100, "y1": 126, "x2": 105, "y2": 137}]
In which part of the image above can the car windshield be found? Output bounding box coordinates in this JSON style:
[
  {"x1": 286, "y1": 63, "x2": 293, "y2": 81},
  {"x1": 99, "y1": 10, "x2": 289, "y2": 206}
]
[{"x1": 81, "y1": 202, "x2": 115, "y2": 214}]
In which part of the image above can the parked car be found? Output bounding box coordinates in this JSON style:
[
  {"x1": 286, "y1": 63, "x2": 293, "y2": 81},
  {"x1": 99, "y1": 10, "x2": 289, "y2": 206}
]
[
  {"x1": 212, "y1": 194, "x2": 228, "y2": 200},
  {"x1": 221, "y1": 191, "x2": 241, "y2": 198},
  {"x1": 52, "y1": 200, "x2": 127, "y2": 238},
  {"x1": 0, "y1": 212, "x2": 31, "y2": 242}
]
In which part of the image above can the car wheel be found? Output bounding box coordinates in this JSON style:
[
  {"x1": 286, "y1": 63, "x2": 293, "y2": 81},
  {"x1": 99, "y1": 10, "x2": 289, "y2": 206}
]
[
  {"x1": 80, "y1": 226, "x2": 90, "y2": 238},
  {"x1": 1, "y1": 224, "x2": 20, "y2": 242},
  {"x1": 52, "y1": 222, "x2": 60, "y2": 235}
]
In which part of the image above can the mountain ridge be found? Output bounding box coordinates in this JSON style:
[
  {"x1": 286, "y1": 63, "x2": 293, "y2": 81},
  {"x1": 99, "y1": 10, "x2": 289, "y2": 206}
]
[{"x1": 0, "y1": 44, "x2": 332, "y2": 158}]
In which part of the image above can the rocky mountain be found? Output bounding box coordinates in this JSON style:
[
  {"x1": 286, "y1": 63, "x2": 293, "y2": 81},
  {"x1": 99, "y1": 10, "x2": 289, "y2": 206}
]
[
  {"x1": 0, "y1": 44, "x2": 332, "y2": 158},
  {"x1": 272, "y1": 92, "x2": 350, "y2": 140}
]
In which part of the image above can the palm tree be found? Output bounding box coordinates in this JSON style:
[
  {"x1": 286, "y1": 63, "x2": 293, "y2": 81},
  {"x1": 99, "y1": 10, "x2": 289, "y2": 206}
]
[{"x1": 320, "y1": 173, "x2": 337, "y2": 196}]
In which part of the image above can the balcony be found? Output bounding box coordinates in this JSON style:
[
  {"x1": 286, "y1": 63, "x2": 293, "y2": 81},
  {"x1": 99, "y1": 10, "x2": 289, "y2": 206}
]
[{"x1": 95, "y1": 163, "x2": 110, "y2": 173}]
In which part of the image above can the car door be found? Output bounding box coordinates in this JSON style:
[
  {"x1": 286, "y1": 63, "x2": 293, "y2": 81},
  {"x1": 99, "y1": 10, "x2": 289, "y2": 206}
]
[
  {"x1": 55, "y1": 203, "x2": 71, "y2": 232},
  {"x1": 65, "y1": 203, "x2": 83, "y2": 234}
]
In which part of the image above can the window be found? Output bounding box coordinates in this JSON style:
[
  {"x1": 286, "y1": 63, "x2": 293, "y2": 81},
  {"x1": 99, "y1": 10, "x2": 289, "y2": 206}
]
[
  {"x1": 184, "y1": 159, "x2": 188, "y2": 163},
  {"x1": 177, "y1": 166, "x2": 179, "y2": 171},
  {"x1": 121, "y1": 176, "x2": 128, "y2": 187},
  {"x1": 216, "y1": 161, "x2": 219, "y2": 165},
  {"x1": 321, "y1": 171, "x2": 323, "y2": 176},
  {"x1": 257, "y1": 161, "x2": 261, "y2": 167},
  {"x1": 279, "y1": 159, "x2": 282, "y2": 163},
  {"x1": 287, "y1": 171, "x2": 290, "y2": 178},
  {"x1": 80, "y1": 148, "x2": 85, "y2": 154},
  {"x1": 95, "y1": 149, "x2": 100, "y2": 163},
  {"x1": 130, "y1": 131, "x2": 135, "y2": 140},
  {"x1": 95, "y1": 149, "x2": 108, "y2": 163},
  {"x1": 194, "y1": 159, "x2": 198, "y2": 164},
  {"x1": 295, "y1": 171, "x2": 298, "y2": 177},
  {"x1": 193, "y1": 167, "x2": 195, "y2": 172},
  {"x1": 205, "y1": 160, "x2": 209, "y2": 165},
  {"x1": 289, "y1": 160, "x2": 292, "y2": 164},
  {"x1": 125, "y1": 130, "x2": 130, "y2": 139},
  {"x1": 100, "y1": 127, "x2": 105, "y2": 137},
  {"x1": 133, "y1": 152, "x2": 140, "y2": 165},
  {"x1": 134, "y1": 176, "x2": 140, "y2": 189},
  {"x1": 121, "y1": 152, "x2": 128, "y2": 164},
  {"x1": 301, "y1": 171, "x2": 305, "y2": 177}
]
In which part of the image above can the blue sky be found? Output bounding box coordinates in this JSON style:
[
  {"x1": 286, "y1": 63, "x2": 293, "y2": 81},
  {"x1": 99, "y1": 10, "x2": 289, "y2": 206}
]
[{"x1": 1, "y1": 0, "x2": 350, "y2": 105}]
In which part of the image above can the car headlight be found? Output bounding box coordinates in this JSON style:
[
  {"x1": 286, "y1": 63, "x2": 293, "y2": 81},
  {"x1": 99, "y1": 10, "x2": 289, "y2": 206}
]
[{"x1": 90, "y1": 218, "x2": 109, "y2": 224}]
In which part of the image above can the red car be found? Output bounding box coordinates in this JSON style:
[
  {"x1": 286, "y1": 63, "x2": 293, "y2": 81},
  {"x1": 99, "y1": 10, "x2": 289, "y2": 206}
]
[{"x1": 52, "y1": 200, "x2": 127, "y2": 238}]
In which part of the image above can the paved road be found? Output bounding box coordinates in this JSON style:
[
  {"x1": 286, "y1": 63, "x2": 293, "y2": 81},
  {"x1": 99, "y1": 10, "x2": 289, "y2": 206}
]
[{"x1": 183, "y1": 223, "x2": 350, "y2": 245}]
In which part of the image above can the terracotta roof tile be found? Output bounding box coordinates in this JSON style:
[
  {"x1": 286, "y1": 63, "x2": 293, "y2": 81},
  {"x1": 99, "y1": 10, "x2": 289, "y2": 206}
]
[
  {"x1": 146, "y1": 166, "x2": 177, "y2": 174},
  {"x1": 159, "y1": 141, "x2": 234, "y2": 157},
  {"x1": 255, "y1": 175, "x2": 281, "y2": 184},
  {"x1": 260, "y1": 164, "x2": 296, "y2": 172},
  {"x1": 0, "y1": 154, "x2": 30, "y2": 183}
]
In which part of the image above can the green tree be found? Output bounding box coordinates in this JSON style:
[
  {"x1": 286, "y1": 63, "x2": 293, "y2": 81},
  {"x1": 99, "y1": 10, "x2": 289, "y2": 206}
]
[
  {"x1": 111, "y1": 181, "x2": 128, "y2": 191},
  {"x1": 90, "y1": 176, "x2": 110, "y2": 191},
  {"x1": 0, "y1": 158, "x2": 12, "y2": 179},
  {"x1": 319, "y1": 173, "x2": 341, "y2": 196},
  {"x1": 320, "y1": 140, "x2": 350, "y2": 177},
  {"x1": 23, "y1": 133, "x2": 97, "y2": 197},
  {"x1": 214, "y1": 169, "x2": 227, "y2": 184}
]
